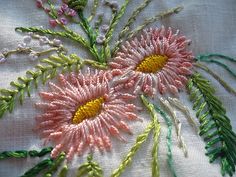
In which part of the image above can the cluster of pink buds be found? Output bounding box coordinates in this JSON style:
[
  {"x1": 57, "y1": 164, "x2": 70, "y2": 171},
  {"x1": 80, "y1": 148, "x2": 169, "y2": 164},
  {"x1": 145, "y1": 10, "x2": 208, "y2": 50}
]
[
  {"x1": 35, "y1": 0, "x2": 77, "y2": 28},
  {"x1": 57, "y1": 3, "x2": 76, "y2": 17}
]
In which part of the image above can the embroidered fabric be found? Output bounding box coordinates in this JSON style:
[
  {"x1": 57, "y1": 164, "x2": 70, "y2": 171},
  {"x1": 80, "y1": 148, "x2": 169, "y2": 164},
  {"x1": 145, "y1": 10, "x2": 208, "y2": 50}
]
[{"x1": 0, "y1": 0, "x2": 236, "y2": 177}]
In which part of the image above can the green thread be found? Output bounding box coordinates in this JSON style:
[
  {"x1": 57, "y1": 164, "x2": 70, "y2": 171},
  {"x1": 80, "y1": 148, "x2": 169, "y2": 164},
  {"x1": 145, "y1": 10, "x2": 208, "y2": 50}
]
[
  {"x1": 58, "y1": 165, "x2": 68, "y2": 177},
  {"x1": 76, "y1": 154, "x2": 103, "y2": 177},
  {"x1": 140, "y1": 95, "x2": 161, "y2": 177},
  {"x1": 196, "y1": 54, "x2": 236, "y2": 63},
  {"x1": 118, "y1": 0, "x2": 152, "y2": 39},
  {"x1": 0, "y1": 54, "x2": 81, "y2": 118},
  {"x1": 87, "y1": 0, "x2": 99, "y2": 22},
  {"x1": 43, "y1": 152, "x2": 66, "y2": 177},
  {"x1": 196, "y1": 55, "x2": 236, "y2": 79},
  {"x1": 111, "y1": 122, "x2": 154, "y2": 177},
  {"x1": 112, "y1": 0, "x2": 152, "y2": 55},
  {"x1": 47, "y1": 0, "x2": 59, "y2": 19},
  {"x1": 153, "y1": 104, "x2": 177, "y2": 177},
  {"x1": 195, "y1": 62, "x2": 236, "y2": 96},
  {"x1": 187, "y1": 73, "x2": 236, "y2": 176},
  {"x1": 103, "y1": 0, "x2": 131, "y2": 60},
  {"x1": 127, "y1": 6, "x2": 182, "y2": 39},
  {"x1": 20, "y1": 158, "x2": 53, "y2": 177},
  {"x1": 67, "y1": 0, "x2": 88, "y2": 11},
  {"x1": 77, "y1": 11, "x2": 101, "y2": 62}
]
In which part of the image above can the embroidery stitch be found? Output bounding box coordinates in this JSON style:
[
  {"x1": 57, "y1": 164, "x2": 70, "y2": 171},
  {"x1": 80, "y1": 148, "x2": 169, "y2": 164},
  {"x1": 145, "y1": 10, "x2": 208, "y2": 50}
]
[
  {"x1": 110, "y1": 26, "x2": 193, "y2": 96},
  {"x1": 0, "y1": 0, "x2": 235, "y2": 176},
  {"x1": 35, "y1": 71, "x2": 140, "y2": 160},
  {"x1": 187, "y1": 73, "x2": 236, "y2": 176}
]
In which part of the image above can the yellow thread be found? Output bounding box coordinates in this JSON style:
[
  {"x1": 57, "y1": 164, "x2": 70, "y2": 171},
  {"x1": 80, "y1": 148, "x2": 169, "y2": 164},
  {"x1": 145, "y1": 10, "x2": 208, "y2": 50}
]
[
  {"x1": 72, "y1": 97, "x2": 104, "y2": 124},
  {"x1": 136, "y1": 55, "x2": 168, "y2": 73}
]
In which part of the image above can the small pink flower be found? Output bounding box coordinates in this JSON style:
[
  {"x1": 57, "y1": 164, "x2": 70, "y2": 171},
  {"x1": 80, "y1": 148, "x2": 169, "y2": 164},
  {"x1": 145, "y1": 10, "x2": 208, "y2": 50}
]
[
  {"x1": 57, "y1": 9, "x2": 64, "y2": 16},
  {"x1": 67, "y1": 9, "x2": 76, "y2": 17},
  {"x1": 110, "y1": 26, "x2": 194, "y2": 96},
  {"x1": 59, "y1": 17, "x2": 68, "y2": 25},
  {"x1": 61, "y1": 3, "x2": 69, "y2": 12},
  {"x1": 49, "y1": 19, "x2": 57, "y2": 28},
  {"x1": 35, "y1": 70, "x2": 140, "y2": 160},
  {"x1": 36, "y1": 0, "x2": 43, "y2": 8}
]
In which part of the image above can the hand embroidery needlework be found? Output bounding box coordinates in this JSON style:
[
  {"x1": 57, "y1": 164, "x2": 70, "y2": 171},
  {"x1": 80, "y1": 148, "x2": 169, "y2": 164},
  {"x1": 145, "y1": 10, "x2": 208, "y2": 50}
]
[{"x1": 0, "y1": 0, "x2": 236, "y2": 177}]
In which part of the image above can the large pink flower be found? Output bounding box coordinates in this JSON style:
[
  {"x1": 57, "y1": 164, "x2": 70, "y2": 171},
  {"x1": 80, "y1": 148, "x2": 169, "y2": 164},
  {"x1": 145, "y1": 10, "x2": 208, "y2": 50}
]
[
  {"x1": 110, "y1": 26, "x2": 194, "y2": 96},
  {"x1": 35, "y1": 69, "x2": 140, "y2": 160}
]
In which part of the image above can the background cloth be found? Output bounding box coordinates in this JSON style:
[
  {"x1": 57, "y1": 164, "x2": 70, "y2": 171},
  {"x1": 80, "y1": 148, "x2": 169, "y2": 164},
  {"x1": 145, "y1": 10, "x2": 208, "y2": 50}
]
[{"x1": 0, "y1": 0, "x2": 236, "y2": 177}]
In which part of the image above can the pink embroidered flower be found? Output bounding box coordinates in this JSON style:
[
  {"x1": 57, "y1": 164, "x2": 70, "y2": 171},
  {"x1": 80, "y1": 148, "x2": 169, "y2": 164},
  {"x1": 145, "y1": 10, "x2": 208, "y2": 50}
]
[
  {"x1": 35, "y1": 70, "x2": 140, "y2": 160},
  {"x1": 110, "y1": 26, "x2": 194, "y2": 96}
]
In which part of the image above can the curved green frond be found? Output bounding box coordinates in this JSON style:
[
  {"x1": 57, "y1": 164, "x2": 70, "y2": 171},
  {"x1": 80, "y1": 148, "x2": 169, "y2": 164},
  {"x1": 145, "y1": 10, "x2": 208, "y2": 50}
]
[{"x1": 187, "y1": 73, "x2": 236, "y2": 176}]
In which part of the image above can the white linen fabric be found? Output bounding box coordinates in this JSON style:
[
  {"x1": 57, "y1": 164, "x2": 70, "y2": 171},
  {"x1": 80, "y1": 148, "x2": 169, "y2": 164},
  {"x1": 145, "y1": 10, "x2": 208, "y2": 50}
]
[{"x1": 0, "y1": 0, "x2": 236, "y2": 177}]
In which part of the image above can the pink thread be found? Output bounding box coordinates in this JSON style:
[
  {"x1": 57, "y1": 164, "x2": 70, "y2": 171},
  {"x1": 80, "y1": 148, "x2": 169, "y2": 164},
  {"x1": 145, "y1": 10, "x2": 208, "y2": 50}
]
[
  {"x1": 110, "y1": 26, "x2": 194, "y2": 95},
  {"x1": 35, "y1": 69, "x2": 140, "y2": 160}
]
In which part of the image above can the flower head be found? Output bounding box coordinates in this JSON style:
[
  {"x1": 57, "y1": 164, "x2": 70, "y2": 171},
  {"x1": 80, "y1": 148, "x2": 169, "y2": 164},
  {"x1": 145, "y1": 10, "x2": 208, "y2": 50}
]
[
  {"x1": 35, "y1": 70, "x2": 140, "y2": 160},
  {"x1": 110, "y1": 26, "x2": 194, "y2": 96}
]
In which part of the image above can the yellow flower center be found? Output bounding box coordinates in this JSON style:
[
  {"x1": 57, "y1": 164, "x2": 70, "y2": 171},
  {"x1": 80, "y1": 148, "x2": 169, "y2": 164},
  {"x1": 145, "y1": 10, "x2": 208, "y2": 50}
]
[
  {"x1": 72, "y1": 97, "x2": 104, "y2": 124},
  {"x1": 135, "y1": 55, "x2": 168, "y2": 73}
]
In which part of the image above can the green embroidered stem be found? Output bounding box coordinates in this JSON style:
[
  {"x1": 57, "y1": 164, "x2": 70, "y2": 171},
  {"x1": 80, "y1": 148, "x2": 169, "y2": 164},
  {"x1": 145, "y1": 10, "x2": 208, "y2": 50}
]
[
  {"x1": 83, "y1": 59, "x2": 107, "y2": 69},
  {"x1": 195, "y1": 62, "x2": 236, "y2": 96},
  {"x1": 118, "y1": 0, "x2": 152, "y2": 40},
  {"x1": 112, "y1": 0, "x2": 152, "y2": 55},
  {"x1": 15, "y1": 27, "x2": 90, "y2": 50},
  {"x1": 77, "y1": 11, "x2": 101, "y2": 62},
  {"x1": 103, "y1": 0, "x2": 131, "y2": 60},
  {"x1": 58, "y1": 165, "x2": 68, "y2": 177},
  {"x1": 112, "y1": 6, "x2": 183, "y2": 55},
  {"x1": 197, "y1": 54, "x2": 236, "y2": 63},
  {"x1": 0, "y1": 54, "x2": 82, "y2": 118},
  {"x1": 153, "y1": 104, "x2": 177, "y2": 177},
  {"x1": 111, "y1": 122, "x2": 154, "y2": 177},
  {"x1": 187, "y1": 73, "x2": 236, "y2": 176},
  {"x1": 195, "y1": 56, "x2": 236, "y2": 79},
  {"x1": 43, "y1": 152, "x2": 66, "y2": 177},
  {"x1": 87, "y1": 0, "x2": 99, "y2": 22},
  {"x1": 20, "y1": 158, "x2": 53, "y2": 177},
  {"x1": 47, "y1": 0, "x2": 59, "y2": 19},
  {"x1": 76, "y1": 154, "x2": 103, "y2": 177},
  {"x1": 140, "y1": 95, "x2": 161, "y2": 177},
  {"x1": 0, "y1": 147, "x2": 52, "y2": 159}
]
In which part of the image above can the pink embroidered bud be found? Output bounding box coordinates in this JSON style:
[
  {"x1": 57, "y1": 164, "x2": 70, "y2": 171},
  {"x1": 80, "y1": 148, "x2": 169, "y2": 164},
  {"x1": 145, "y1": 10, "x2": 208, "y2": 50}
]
[
  {"x1": 36, "y1": 0, "x2": 43, "y2": 8},
  {"x1": 61, "y1": 3, "x2": 69, "y2": 12},
  {"x1": 59, "y1": 18, "x2": 68, "y2": 25},
  {"x1": 44, "y1": 8, "x2": 51, "y2": 13},
  {"x1": 57, "y1": 8, "x2": 64, "y2": 16},
  {"x1": 49, "y1": 19, "x2": 57, "y2": 28},
  {"x1": 67, "y1": 9, "x2": 76, "y2": 17}
]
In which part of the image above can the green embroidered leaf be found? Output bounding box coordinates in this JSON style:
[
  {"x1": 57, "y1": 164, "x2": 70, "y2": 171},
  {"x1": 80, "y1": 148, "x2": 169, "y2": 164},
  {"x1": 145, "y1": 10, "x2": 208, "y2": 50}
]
[
  {"x1": 187, "y1": 73, "x2": 236, "y2": 176},
  {"x1": 76, "y1": 155, "x2": 103, "y2": 177},
  {"x1": 0, "y1": 54, "x2": 83, "y2": 119}
]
